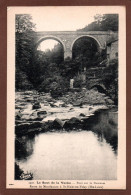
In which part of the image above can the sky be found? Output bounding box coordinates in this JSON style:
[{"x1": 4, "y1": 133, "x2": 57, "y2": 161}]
[
  {"x1": 37, "y1": 40, "x2": 59, "y2": 51},
  {"x1": 31, "y1": 7, "x2": 96, "y2": 31},
  {"x1": 12, "y1": 6, "x2": 120, "y2": 51},
  {"x1": 31, "y1": 7, "x2": 96, "y2": 50},
  {"x1": 11, "y1": 6, "x2": 121, "y2": 31}
]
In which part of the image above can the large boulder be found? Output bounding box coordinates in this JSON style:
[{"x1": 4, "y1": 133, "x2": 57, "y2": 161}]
[
  {"x1": 50, "y1": 103, "x2": 57, "y2": 107},
  {"x1": 105, "y1": 98, "x2": 114, "y2": 105},
  {"x1": 72, "y1": 101, "x2": 82, "y2": 107},
  {"x1": 32, "y1": 102, "x2": 41, "y2": 110},
  {"x1": 41, "y1": 121, "x2": 54, "y2": 132},
  {"x1": 63, "y1": 117, "x2": 82, "y2": 130},
  {"x1": 37, "y1": 111, "x2": 47, "y2": 119},
  {"x1": 23, "y1": 112, "x2": 43, "y2": 122},
  {"x1": 15, "y1": 112, "x2": 22, "y2": 120},
  {"x1": 52, "y1": 118, "x2": 65, "y2": 129},
  {"x1": 79, "y1": 113, "x2": 86, "y2": 117},
  {"x1": 15, "y1": 122, "x2": 42, "y2": 135}
]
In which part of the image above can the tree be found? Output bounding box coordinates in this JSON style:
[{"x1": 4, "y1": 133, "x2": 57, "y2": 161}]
[
  {"x1": 15, "y1": 163, "x2": 24, "y2": 180},
  {"x1": 101, "y1": 14, "x2": 118, "y2": 31},
  {"x1": 77, "y1": 14, "x2": 118, "y2": 32},
  {"x1": 38, "y1": 42, "x2": 64, "y2": 65},
  {"x1": 102, "y1": 59, "x2": 118, "y2": 105},
  {"x1": 72, "y1": 37, "x2": 99, "y2": 68},
  {"x1": 16, "y1": 14, "x2": 35, "y2": 33},
  {"x1": 15, "y1": 14, "x2": 36, "y2": 90}
]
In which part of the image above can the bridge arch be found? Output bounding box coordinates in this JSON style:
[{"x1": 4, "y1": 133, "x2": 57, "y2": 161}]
[
  {"x1": 90, "y1": 84, "x2": 107, "y2": 93},
  {"x1": 35, "y1": 36, "x2": 66, "y2": 51},
  {"x1": 71, "y1": 35, "x2": 102, "y2": 51}
]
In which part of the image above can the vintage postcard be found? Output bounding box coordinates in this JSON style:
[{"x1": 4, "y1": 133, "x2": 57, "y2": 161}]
[{"x1": 7, "y1": 6, "x2": 126, "y2": 189}]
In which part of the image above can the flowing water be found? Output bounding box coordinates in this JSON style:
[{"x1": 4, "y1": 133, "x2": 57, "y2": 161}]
[{"x1": 16, "y1": 109, "x2": 117, "y2": 180}]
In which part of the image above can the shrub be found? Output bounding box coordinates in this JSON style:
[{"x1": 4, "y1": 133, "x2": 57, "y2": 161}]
[{"x1": 15, "y1": 163, "x2": 24, "y2": 180}]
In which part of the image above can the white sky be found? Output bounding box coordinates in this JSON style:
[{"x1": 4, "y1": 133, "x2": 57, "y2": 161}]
[
  {"x1": 11, "y1": 6, "x2": 120, "y2": 31},
  {"x1": 38, "y1": 40, "x2": 59, "y2": 51},
  {"x1": 31, "y1": 7, "x2": 96, "y2": 31}
]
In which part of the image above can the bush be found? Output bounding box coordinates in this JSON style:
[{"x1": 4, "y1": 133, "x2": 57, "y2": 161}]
[
  {"x1": 15, "y1": 67, "x2": 34, "y2": 91},
  {"x1": 15, "y1": 163, "x2": 23, "y2": 180},
  {"x1": 73, "y1": 75, "x2": 82, "y2": 88},
  {"x1": 102, "y1": 59, "x2": 118, "y2": 105},
  {"x1": 38, "y1": 75, "x2": 70, "y2": 97}
]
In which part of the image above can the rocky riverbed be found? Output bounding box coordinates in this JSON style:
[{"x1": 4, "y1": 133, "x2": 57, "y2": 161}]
[{"x1": 15, "y1": 89, "x2": 117, "y2": 136}]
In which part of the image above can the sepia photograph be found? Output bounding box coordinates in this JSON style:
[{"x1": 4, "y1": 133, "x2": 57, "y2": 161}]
[{"x1": 7, "y1": 6, "x2": 126, "y2": 189}]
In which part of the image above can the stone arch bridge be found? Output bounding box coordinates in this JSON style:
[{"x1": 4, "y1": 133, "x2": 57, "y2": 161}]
[{"x1": 34, "y1": 31, "x2": 118, "y2": 59}]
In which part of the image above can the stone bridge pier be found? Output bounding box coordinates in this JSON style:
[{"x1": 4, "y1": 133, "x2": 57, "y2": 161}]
[
  {"x1": 64, "y1": 50, "x2": 72, "y2": 59},
  {"x1": 34, "y1": 31, "x2": 118, "y2": 60}
]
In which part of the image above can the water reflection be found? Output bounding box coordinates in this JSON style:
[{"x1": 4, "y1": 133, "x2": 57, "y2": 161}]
[
  {"x1": 16, "y1": 131, "x2": 117, "y2": 180},
  {"x1": 15, "y1": 109, "x2": 118, "y2": 180},
  {"x1": 83, "y1": 109, "x2": 118, "y2": 152},
  {"x1": 15, "y1": 134, "x2": 35, "y2": 160}
]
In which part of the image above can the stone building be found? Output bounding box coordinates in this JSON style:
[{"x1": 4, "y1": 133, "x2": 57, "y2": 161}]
[{"x1": 106, "y1": 37, "x2": 118, "y2": 63}]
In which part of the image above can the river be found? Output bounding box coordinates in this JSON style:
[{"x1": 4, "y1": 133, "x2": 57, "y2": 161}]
[{"x1": 16, "y1": 109, "x2": 117, "y2": 180}]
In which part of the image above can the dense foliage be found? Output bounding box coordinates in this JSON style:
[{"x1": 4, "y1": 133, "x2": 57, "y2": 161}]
[
  {"x1": 15, "y1": 163, "x2": 23, "y2": 180},
  {"x1": 72, "y1": 37, "x2": 106, "y2": 68},
  {"x1": 77, "y1": 14, "x2": 118, "y2": 32},
  {"x1": 15, "y1": 14, "x2": 36, "y2": 90},
  {"x1": 102, "y1": 59, "x2": 118, "y2": 105}
]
